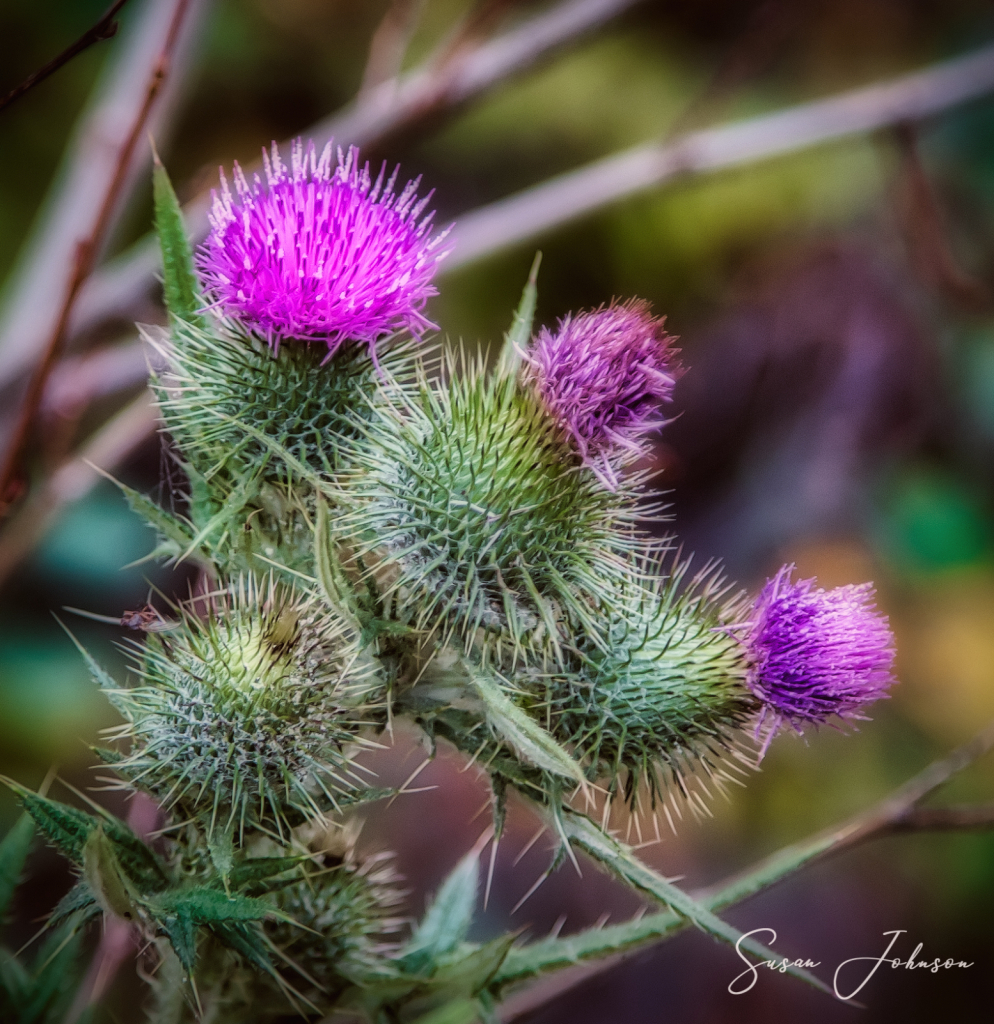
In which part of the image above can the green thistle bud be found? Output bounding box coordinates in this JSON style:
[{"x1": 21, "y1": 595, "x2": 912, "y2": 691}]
[
  {"x1": 102, "y1": 576, "x2": 384, "y2": 838},
  {"x1": 537, "y1": 560, "x2": 758, "y2": 810},
  {"x1": 150, "y1": 315, "x2": 414, "y2": 482},
  {"x1": 341, "y1": 351, "x2": 654, "y2": 662},
  {"x1": 265, "y1": 840, "x2": 405, "y2": 1006}
]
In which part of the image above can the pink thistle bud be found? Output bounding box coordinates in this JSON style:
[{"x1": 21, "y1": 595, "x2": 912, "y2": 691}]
[
  {"x1": 197, "y1": 139, "x2": 451, "y2": 359},
  {"x1": 524, "y1": 299, "x2": 679, "y2": 487}
]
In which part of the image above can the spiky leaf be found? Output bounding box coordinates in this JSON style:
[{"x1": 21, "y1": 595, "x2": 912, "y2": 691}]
[
  {"x1": 495, "y1": 251, "x2": 541, "y2": 382},
  {"x1": 465, "y1": 665, "x2": 585, "y2": 787},
  {"x1": 153, "y1": 155, "x2": 203, "y2": 325},
  {"x1": 402, "y1": 852, "x2": 480, "y2": 973},
  {"x1": 0, "y1": 813, "x2": 34, "y2": 920}
]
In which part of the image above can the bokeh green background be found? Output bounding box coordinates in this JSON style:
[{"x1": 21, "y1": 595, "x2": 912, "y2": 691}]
[{"x1": 2, "y1": 1, "x2": 994, "y2": 1021}]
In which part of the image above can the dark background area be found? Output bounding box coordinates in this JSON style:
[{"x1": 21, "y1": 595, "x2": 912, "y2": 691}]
[{"x1": 2, "y1": 1, "x2": 994, "y2": 1021}]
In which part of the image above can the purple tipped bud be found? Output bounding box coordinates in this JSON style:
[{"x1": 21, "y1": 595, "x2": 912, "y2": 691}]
[
  {"x1": 197, "y1": 139, "x2": 451, "y2": 357},
  {"x1": 746, "y1": 565, "x2": 896, "y2": 746},
  {"x1": 524, "y1": 299, "x2": 678, "y2": 486}
]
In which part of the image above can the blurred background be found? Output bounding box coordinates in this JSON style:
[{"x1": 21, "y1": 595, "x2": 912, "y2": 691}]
[{"x1": 2, "y1": 1, "x2": 994, "y2": 1021}]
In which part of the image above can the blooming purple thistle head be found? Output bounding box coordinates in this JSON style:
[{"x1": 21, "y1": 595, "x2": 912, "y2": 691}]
[
  {"x1": 197, "y1": 139, "x2": 451, "y2": 358},
  {"x1": 524, "y1": 299, "x2": 678, "y2": 487},
  {"x1": 745, "y1": 565, "x2": 896, "y2": 746}
]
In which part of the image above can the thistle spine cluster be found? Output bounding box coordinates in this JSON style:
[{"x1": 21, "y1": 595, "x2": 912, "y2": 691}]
[{"x1": 5, "y1": 139, "x2": 897, "y2": 1022}]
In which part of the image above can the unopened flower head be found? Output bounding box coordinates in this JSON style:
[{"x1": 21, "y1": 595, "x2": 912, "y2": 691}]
[
  {"x1": 524, "y1": 299, "x2": 678, "y2": 486},
  {"x1": 745, "y1": 565, "x2": 895, "y2": 745},
  {"x1": 197, "y1": 138, "x2": 451, "y2": 358}
]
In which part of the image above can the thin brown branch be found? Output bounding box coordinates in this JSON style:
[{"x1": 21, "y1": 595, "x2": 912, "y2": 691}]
[
  {"x1": 0, "y1": 0, "x2": 133, "y2": 115},
  {"x1": 0, "y1": 0, "x2": 210, "y2": 403},
  {"x1": 448, "y1": 40, "x2": 994, "y2": 269},
  {"x1": 893, "y1": 124, "x2": 990, "y2": 310},
  {"x1": 0, "y1": 0, "x2": 197, "y2": 517}
]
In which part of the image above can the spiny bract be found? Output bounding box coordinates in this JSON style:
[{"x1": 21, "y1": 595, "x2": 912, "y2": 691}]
[
  {"x1": 100, "y1": 576, "x2": 384, "y2": 838},
  {"x1": 151, "y1": 314, "x2": 412, "y2": 482},
  {"x1": 339, "y1": 351, "x2": 655, "y2": 662},
  {"x1": 537, "y1": 560, "x2": 757, "y2": 809},
  {"x1": 263, "y1": 848, "x2": 405, "y2": 1007}
]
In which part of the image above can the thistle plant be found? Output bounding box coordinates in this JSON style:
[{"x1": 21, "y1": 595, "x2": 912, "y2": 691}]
[{"x1": 1, "y1": 138, "x2": 918, "y2": 1023}]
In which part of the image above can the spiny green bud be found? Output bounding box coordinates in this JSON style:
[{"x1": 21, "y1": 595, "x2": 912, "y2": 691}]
[
  {"x1": 263, "y1": 840, "x2": 405, "y2": 1007},
  {"x1": 534, "y1": 560, "x2": 758, "y2": 811},
  {"x1": 340, "y1": 351, "x2": 655, "y2": 663},
  {"x1": 149, "y1": 314, "x2": 414, "y2": 482},
  {"x1": 101, "y1": 575, "x2": 384, "y2": 839}
]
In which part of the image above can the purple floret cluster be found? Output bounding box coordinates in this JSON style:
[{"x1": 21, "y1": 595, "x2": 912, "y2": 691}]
[
  {"x1": 524, "y1": 300, "x2": 678, "y2": 486},
  {"x1": 745, "y1": 565, "x2": 896, "y2": 746},
  {"x1": 197, "y1": 139, "x2": 450, "y2": 358}
]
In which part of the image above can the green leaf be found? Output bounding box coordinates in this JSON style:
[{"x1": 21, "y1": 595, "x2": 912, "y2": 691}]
[
  {"x1": 178, "y1": 464, "x2": 262, "y2": 562},
  {"x1": 0, "y1": 947, "x2": 29, "y2": 1006},
  {"x1": 207, "y1": 826, "x2": 235, "y2": 887},
  {"x1": 0, "y1": 813, "x2": 34, "y2": 920},
  {"x1": 107, "y1": 475, "x2": 206, "y2": 566},
  {"x1": 430, "y1": 936, "x2": 515, "y2": 998},
  {"x1": 2, "y1": 783, "x2": 168, "y2": 892},
  {"x1": 402, "y1": 852, "x2": 480, "y2": 973},
  {"x1": 7, "y1": 787, "x2": 94, "y2": 866},
  {"x1": 152, "y1": 887, "x2": 275, "y2": 924},
  {"x1": 314, "y1": 493, "x2": 360, "y2": 621},
  {"x1": 495, "y1": 251, "x2": 541, "y2": 382},
  {"x1": 410, "y1": 998, "x2": 480, "y2": 1024},
  {"x1": 161, "y1": 913, "x2": 198, "y2": 974},
  {"x1": 226, "y1": 856, "x2": 305, "y2": 892},
  {"x1": 82, "y1": 828, "x2": 139, "y2": 922},
  {"x1": 152, "y1": 153, "x2": 203, "y2": 325},
  {"x1": 25, "y1": 925, "x2": 87, "y2": 1024},
  {"x1": 463, "y1": 664, "x2": 585, "y2": 786},
  {"x1": 209, "y1": 921, "x2": 277, "y2": 977},
  {"x1": 48, "y1": 882, "x2": 97, "y2": 928}
]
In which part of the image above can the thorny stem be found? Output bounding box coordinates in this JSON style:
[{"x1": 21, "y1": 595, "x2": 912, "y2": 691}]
[
  {"x1": 493, "y1": 719, "x2": 994, "y2": 1017},
  {"x1": 0, "y1": 0, "x2": 197, "y2": 517},
  {"x1": 555, "y1": 807, "x2": 837, "y2": 998}
]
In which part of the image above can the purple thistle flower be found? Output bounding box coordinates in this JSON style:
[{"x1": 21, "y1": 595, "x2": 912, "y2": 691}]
[
  {"x1": 197, "y1": 139, "x2": 451, "y2": 358},
  {"x1": 745, "y1": 565, "x2": 896, "y2": 748},
  {"x1": 524, "y1": 299, "x2": 678, "y2": 487}
]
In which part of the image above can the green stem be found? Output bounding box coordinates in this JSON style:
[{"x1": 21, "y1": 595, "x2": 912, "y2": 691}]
[
  {"x1": 495, "y1": 719, "x2": 994, "y2": 990},
  {"x1": 557, "y1": 809, "x2": 836, "y2": 998}
]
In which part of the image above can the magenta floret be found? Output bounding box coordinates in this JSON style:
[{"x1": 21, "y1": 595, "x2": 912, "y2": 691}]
[
  {"x1": 746, "y1": 565, "x2": 896, "y2": 745},
  {"x1": 525, "y1": 299, "x2": 678, "y2": 487},
  {"x1": 197, "y1": 139, "x2": 451, "y2": 356}
]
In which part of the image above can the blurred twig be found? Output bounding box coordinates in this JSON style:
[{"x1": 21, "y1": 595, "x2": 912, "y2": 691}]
[
  {"x1": 0, "y1": 0, "x2": 199, "y2": 516},
  {"x1": 0, "y1": 0, "x2": 133, "y2": 115},
  {"x1": 359, "y1": 0, "x2": 427, "y2": 95},
  {"x1": 0, "y1": 0, "x2": 210, "y2": 405},
  {"x1": 449, "y1": 41, "x2": 994, "y2": 268},
  {"x1": 0, "y1": 392, "x2": 159, "y2": 589},
  {"x1": 496, "y1": 719, "x2": 994, "y2": 1019},
  {"x1": 52, "y1": 0, "x2": 645, "y2": 350},
  {"x1": 893, "y1": 124, "x2": 991, "y2": 310}
]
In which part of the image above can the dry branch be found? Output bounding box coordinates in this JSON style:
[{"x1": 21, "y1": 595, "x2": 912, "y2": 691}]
[
  {"x1": 449, "y1": 41, "x2": 994, "y2": 269},
  {"x1": 0, "y1": 0, "x2": 203, "y2": 513},
  {"x1": 0, "y1": 0, "x2": 210, "y2": 395},
  {"x1": 0, "y1": 0, "x2": 133, "y2": 115}
]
